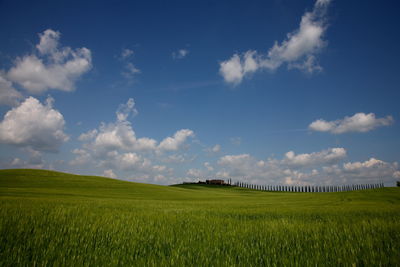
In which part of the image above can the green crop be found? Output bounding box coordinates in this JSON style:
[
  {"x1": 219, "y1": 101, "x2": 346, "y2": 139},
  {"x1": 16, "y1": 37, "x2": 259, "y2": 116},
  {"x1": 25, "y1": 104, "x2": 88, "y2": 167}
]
[{"x1": 1, "y1": 169, "x2": 399, "y2": 266}]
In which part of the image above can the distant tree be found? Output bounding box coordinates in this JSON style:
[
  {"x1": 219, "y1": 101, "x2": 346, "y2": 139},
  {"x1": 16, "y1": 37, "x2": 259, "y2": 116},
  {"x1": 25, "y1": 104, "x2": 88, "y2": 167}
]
[{"x1": 397, "y1": 181, "x2": 400, "y2": 187}]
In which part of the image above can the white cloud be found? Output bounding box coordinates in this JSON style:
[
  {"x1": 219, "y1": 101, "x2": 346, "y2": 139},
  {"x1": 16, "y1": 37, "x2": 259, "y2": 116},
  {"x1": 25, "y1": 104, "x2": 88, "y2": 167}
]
[
  {"x1": 9, "y1": 157, "x2": 44, "y2": 169},
  {"x1": 218, "y1": 154, "x2": 252, "y2": 166},
  {"x1": 288, "y1": 54, "x2": 322, "y2": 73},
  {"x1": 205, "y1": 144, "x2": 221, "y2": 154},
  {"x1": 90, "y1": 120, "x2": 160, "y2": 154},
  {"x1": 211, "y1": 144, "x2": 221, "y2": 153},
  {"x1": 70, "y1": 148, "x2": 91, "y2": 166},
  {"x1": 36, "y1": 29, "x2": 59, "y2": 55},
  {"x1": 78, "y1": 98, "x2": 157, "y2": 154},
  {"x1": 309, "y1": 113, "x2": 394, "y2": 134},
  {"x1": 214, "y1": 149, "x2": 398, "y2": 186},
  {"x1": 204, "y1": 162, "x2": 214, "y2": 171},
  {"x1": 219, "y1": 0, "x2": 331, "y2": 85},
  {"x1": 71, "y1": 98, "x2": 194, "y2": 183},
  {"x1": 187, "y1": 168, "x2": 202, "y2": 177},
  {"x1": 135, "y1": 137, "x2": 158, "y2": 151},
  {"x1": 0, "y1": 146, "x2": 49, "y2": 169},
  {"x1": 219, "y1": 54, "x2": 245, "y2": 85},
  {"x1": 119, "y1": 49, "x2": 140, "y2": 80},
  {"x1": 121, "y1": 49, "x2": 134, "y2": 59},
  {"x1": 186, "y1": 162, "x2": 216, "y2": 178},
  {"x1": 8, "y1": 29, "x2": 92, "y2": 93},
  {"x1": 5, "y1": 148, "x2": 45, "y2": 169},
  {"x1": 215, "y1": 148, "x2": 346, "y2": 185},
  {"x1": 172, "y1": 49, "x2": 189, "y2": 59},
  {"x1": 161, "y1": 154, "x2": 194, "y2": 164},
  {"x1": 230, "y1": 137, "x2": 241, "y2": 145},
  {"x1": 103, "y1": 169, "x2": 117, "y2": 179},
  {"x1": 97, "y1": 151, "x2": 172, "y2": 182},
  {"x1": 308, "y1": 119, "x2": 332, "y2": 132},
  {"x1": 153, "y1": 165, "x2": 167, "y2": 172},
  {"x1": 0, "y1": 96, "x2": 68, "y2": 152},
  {"x1": 78, "y1": 129, "x2": 98, "y2": 141},
  {"x1": 343, "y1": 158, "x2": 385, "y2": 171},
  {"x1": 165, "y1": 154, "x2": 186, "y2": 163},
  {"x1": 0, "y1": 73, "x2": 22, "y2": 106},
  {"x1": 158, "y1": 129, "x2": 194, "y2": 151},
  {"x1": 116, "y1": 98, "x2": 138, "y2": 122},
  {"x1": 122, "y1": 62, "x2": 141, "y2": 79},
  {"x1": 92, "y1": 121, "x2": 136, "y2": 152},
  {"x1": 218, "y1": 154, "x2": 255, "y2": 177},
  {"x1": 316, "y1": 0, "x2": 330, "y2": 6},
  {"x1": 340, "y1": 158, "x2": 399, "y2": 184},
  {"x1": 117, "y1": 152, "x2": 150, "y2": 170},
  {"x1": 284, "y1": 148, "x2": 346, "y2": 167}
]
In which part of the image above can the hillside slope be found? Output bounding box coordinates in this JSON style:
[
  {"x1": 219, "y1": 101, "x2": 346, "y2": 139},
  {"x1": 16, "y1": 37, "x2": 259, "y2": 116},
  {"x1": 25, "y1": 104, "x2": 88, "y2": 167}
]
[
  {"x1": 1, "y1": 169, "x2": 400, "y2": 266},
  {"x1": 1, "y1": 169, "x2": 399, "y2": 209},
  {"x1": 0, "y1": 169, "x2": 226, "y2": 201}
]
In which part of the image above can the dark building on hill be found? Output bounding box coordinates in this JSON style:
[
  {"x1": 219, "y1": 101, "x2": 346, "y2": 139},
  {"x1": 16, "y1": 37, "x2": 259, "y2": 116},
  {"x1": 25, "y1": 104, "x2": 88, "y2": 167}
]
[{"x1": 206, "y1": 179, "x2": 231, "y2": 185}]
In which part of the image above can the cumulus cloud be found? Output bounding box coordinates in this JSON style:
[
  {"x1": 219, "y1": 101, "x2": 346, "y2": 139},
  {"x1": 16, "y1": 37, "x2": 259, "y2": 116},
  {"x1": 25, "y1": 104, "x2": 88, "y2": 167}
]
[
  {"x1": 219, "y1": 52, "x2": 258, "y2": 85},
  {"x1": 2, "y1": 147, "x2": 46, "y2": 169},
  {"x1": 119, "y1": 48, "x2": 140, "y2": 80},
  {"x1": 96, "y1": 150, "x2": 172, "y2": 183},
  {"x1": 218, "y1": 154, "x2": 252, "y2": 166},
  {"x1": 204, "y1": 144, "x2": 221, "y2": 154},
  {"x1": 219, "y1": 0, "x2": 331, "y2": 85},
  {"x1": 204, "y1": 162, "x2": 214, "y2": 171},
  {"x1": 120, "y1": 49, "x2": 134, "y2": 59},
  {"x1": 284, "y1": 148, "x2": 346, "y2": 167},
  {"x1": 78, "y1": 129, "x2": 98, "y2": 141},
  {"x1": 0, "y1": 96, "x2": 68, "y2": 152},
  {"x1": 186, "y1": 162, "x2": 216, "y2": 178},
  {"x1": 216, "y1": 152, "x2": 327, "y2": 183},
  {"x1": 7, "y1": 29, "x2": 92, "y2": 93},
  {"x1": 340, "y1": 158, "x2": 399, "y2": 184},
  {"x1": 211, "y1": 144, "x2": 221, "y2": 153},
  {"x1": 187, "y1": 168, "x2": 202, "y2": 177},
  {"x1": 8, "y1": 157, "x2": 44, "y2": 169},
  {"x1": 71, "y1": 98, "x2": 194, "y2": 183},
  {"x1": 93, "y1": 121, "x2": 138, "y2": 152},
  {"x1": 158, "y1": 129, "x2": 194, "y2": 151},
  {"x1": 116, "y1": 98, "x2": 138, "y2": 122},
  {"x1": 91, "y1": 120, "x2": 158, "y2": 154},
  {"x1": 103, "y1": 169, "x2": 117, "y2": 179},
  {"x1": 160, "y1": 154, "x2": 194, "y2": 164},
  {"x1": 214, "y1": 149, "x2": 398, "y2": 186},
  {"x1": 343, "y1": 158, "x2": 385, "y2": 171},
  {"x1": 115, "y1": 152, "x2": 151, "y2": 171},
  {"x1": 69, "y1": 148, "x2": 91, "y2": 166},
  {"x1": 0, "y1": 73, "x2": 22, "y2": 106},
  {"x1": 309, "y1": 113, "x2": 394, "y2": 134},
  {"x1": 172, "y1": 49, "x2": 189, "y2": 59},
  {"x1": 122, "y1": 63, "x2": 141, "y2": 80},
  {"x1": 77, "y1": 98, "x2": 160, "y2": 155},
  {"x1": 230, "y1": 137, "x2": 241, "y2": 146},
  {"x1": 218, "y1": 154, "x2": 256, "y2": 177}
]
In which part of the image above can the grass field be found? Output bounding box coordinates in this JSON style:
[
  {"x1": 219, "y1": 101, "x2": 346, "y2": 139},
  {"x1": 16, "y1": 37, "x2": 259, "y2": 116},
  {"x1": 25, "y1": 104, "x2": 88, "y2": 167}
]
[{"x1": 1, "y1": 169, "x2": 399, "y2": 266}]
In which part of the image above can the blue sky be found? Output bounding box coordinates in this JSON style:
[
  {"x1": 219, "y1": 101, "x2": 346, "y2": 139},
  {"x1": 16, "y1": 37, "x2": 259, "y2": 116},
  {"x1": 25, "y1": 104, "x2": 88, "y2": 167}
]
[{"x1": 0, "y1": 0, "x2": 399, "y2": 185}]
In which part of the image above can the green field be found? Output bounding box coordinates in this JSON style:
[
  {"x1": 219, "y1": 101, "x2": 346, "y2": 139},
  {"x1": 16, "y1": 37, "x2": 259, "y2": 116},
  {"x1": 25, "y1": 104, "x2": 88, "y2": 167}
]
[{"x1": 1, "y1": 169, "x2": 399, "y2": 266}]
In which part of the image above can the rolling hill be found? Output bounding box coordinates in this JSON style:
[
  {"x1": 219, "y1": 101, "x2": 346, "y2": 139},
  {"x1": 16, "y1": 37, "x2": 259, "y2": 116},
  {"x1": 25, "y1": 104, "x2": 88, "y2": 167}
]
[{"x1": 1, "y1": 169, "x2": 399, "y2": 266}]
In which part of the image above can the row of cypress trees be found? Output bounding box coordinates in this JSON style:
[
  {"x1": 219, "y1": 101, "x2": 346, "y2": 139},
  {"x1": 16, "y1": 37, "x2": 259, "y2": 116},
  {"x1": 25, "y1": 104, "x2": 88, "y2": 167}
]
[{"x1": 234, "y1": 181, "x2": 384, "y2": 192}]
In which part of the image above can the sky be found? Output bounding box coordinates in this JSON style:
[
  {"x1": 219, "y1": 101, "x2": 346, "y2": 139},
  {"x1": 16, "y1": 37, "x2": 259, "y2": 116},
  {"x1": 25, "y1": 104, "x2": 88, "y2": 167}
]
[{"x1": 0, "y1": 0, "x2": 399, "y2": 186}]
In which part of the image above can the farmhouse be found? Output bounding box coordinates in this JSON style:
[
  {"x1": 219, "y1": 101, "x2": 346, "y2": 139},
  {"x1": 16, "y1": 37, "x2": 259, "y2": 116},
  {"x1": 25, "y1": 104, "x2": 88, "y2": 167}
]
[
  {"x1": 206, "y1": 179, "x2": 225, "y2": 185},
  {"x1": 182, "y1": 178, "x2": 232, "y2": 186},
  {"x1": 206, "y1": 179, "x2": 232, "y2": 185}
]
